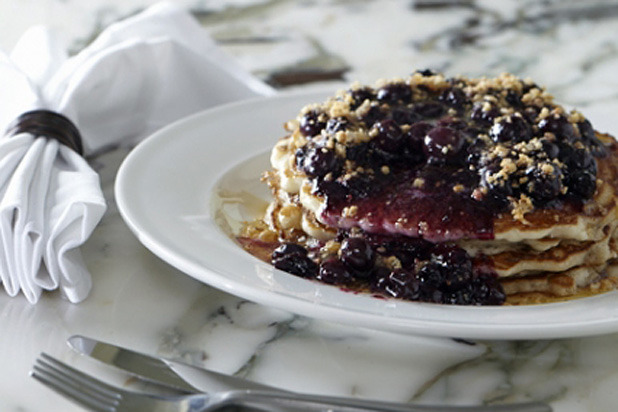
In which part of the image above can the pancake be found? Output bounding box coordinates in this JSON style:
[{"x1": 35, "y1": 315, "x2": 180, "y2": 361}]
[
  {"x1": 242, "y1": 71, "x2": 618, "y2": 305},
  {"x1": 502, "y1": 260, "x2": 618, "y2": 305}
]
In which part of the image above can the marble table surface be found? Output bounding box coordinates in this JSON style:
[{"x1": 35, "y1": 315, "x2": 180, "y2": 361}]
[{"x1": 3, "y1": 1, "x2": 618, "y2": 411}]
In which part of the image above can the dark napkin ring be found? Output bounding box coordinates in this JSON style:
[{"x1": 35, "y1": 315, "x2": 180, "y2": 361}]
[{"x1": 5, "y1": 110, "x2": 84, "y2": 156}]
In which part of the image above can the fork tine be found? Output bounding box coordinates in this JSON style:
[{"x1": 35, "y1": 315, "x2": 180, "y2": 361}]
[
  {"x1": 32, "y1": 361, "x2": 117, "y2": 407},
  {"x1": 31, "y1": 368, "x2": 115, "y2": 412},
  {"x1": 31, "y1": 353, "x2": 121, "y2": 412},
  {"x1": 38, "y1": 353, "x2": 122, "y2": 400}
]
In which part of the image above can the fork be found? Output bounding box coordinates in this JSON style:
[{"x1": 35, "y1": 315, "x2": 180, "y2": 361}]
[{"x1": 31, "y1": 353, "x2": 552, "y2": 412}]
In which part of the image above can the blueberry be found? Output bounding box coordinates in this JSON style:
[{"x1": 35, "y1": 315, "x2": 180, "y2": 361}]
[
  {"x1": 374, "y1": 269, "x2": 420, "y2": 300},
  {"x1": 407, "y1": 121, "x2": 433, "y2": 143},
  {"x1": 576, "y1": 120, "x2": 607, "y2": 157},
  {"x1": 349, "y1": 87, "x2": 375, "y2": 110},
  {"x1": 577, "y1": 119, "x2": 595, "y2": 141},
  {"x1": 559, "y1": 145, "x2": 596, "y2": 173},
  {"x1": 317, "y1": 258, "x2": 354, "y2": 285},
  {"x1": 468, "y1": 274, "x2": 506, "y2": 305},
  {"x1": 442, "y1": 289, "x2": 471, "y2": 305},
  {"x1": 471, "y1": 104, "x2": 500, "y2": 125},
  {"x1": 525, "y1": 165, "x2": 563, "y2": 204},
  {"x1": 567, "y1": 170, "x2": 596, "y2": 198},
  {"x1": 522, "y1": 106, "x2": 540, "y2": 124},
  {"x1": 386, "y1": 238, "x2": 432, "y2": 267},
  {"x1": 299, "y1": 110, "x2": 326, "y2": 137},
  {"x1": 417, "y1": 262, "x2": 445, "y2": 290},
  {"x1": 377, "y1": 83, "x2": 412, "y2": 103},
  {"x1": 479, "y1": 163, "x2": 513, "y2": 210},
  {"x1": 573, "y1": 148, "x2": 595, "y2": 170},
  {"x1": 340, "y1": 237, "x2": 375, "y2": 273},
  {"x1": 505, "y1": 90, "x2": 523, "y2": 107},
  {"x1": 431, "y1": 244, "x2": 470, "y2": 268},
  {"x1": 557, "y1": 142, "x2": 574, "y2": 164},
  {"x1": 403, "y1": 122, "x2": 432, "y2": 161},
  {"x1": 315, "y1": 179, "x2": 347, "y2": 201},
  {"x1": 541, "y1": 140, "x2": 560, "y2": 159},
  {"x1": 489, "y1": 115, "x2": 532, "y2": 143},
  {"x1": 466, "y1": 137, "x2": 486, "y2": 165},
  {"x1": 423, "y1": 126, "x2": 464, "y2": 161},
  {"x1": 345, "y1": 141, "x2": 370, "y2": 164},
  {"x1": 272, "y1": 243, "x2": 308, "y2": 260},
  {"x1": 326, "y1": 117, "x2": 349, "y2": 134},
  {"x1": 538, "y1": 114, "x2": 576, "y2": 141},
  {"x1": 443, "y1": 266, "x2": 474, "y2": 292},
  {"x1": 484, "y1": 186, "x2": 513, "y2": 211},
  {"x1": 300, "y1": 147, "x2": 341, "y2": 178},
  {"x1": 417, "y1": 267, "x2": 449, "y2": 303},
  {"x1": 439, "y1": 87, "x2": 467, "y2": 110},
  {"x1": 370, "y1": 266, "x2": 391, "y2": 289},
  {"x1": 372, "y1": 119, "x2": 403, "y2": 152},
  {"x1": 272, "y1": 246, "x2": 317, "y2": 278},
  {"x1": 360, "y1": 105, "x2": 385, "y2": 127}
]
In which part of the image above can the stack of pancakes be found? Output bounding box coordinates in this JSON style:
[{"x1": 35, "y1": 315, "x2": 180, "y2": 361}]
[
  {"x1": 464, "y1": 135, "x2": 618, "y2": 304},
  {"x1": 264, "y1": 132, "x2": 618, "y2": 305},
  {"x1": 253, "y1": 73, "x2": 618, "y2": 305}
]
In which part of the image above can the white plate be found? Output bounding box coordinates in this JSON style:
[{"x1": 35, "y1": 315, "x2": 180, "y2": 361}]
[{"x1": 115, "y1": 90, "x2": 618, "y2": 340}]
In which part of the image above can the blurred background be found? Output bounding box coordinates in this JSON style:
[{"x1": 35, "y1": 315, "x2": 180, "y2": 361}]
[{"x1": 3, "y1": 1, "x2": 618, "y2": 132}]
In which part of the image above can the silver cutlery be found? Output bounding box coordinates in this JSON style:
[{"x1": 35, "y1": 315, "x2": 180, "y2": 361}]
[
  {"x1": 63, "y1": 335, "x2": 554, "y2": 412},
  {"x1": 31, "y1": 352, "x2": 552, "y2": 412}
]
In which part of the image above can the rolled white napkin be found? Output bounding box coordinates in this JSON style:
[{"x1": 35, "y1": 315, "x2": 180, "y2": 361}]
[{"x1": 0, "y1": 2, "x2": 274, "y2": 303}]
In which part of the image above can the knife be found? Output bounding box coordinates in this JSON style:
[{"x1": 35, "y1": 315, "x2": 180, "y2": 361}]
[{"x1": 68, "y1": 335, "x2": 284, "y2": 394}]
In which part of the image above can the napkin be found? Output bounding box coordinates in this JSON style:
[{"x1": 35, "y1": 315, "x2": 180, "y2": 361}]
[{"x1": 0, "y1": 2, "x2": 275, "y2": 304}]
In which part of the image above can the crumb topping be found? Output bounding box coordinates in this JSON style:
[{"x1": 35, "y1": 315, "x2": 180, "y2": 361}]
[{"x1": 288, "y1": 70, "x2": 607, "y2": 217}]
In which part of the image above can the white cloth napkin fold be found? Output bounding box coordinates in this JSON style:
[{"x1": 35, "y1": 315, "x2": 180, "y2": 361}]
[{"x1": 0, "y1": 2, "x2": 274, "y2": 303}]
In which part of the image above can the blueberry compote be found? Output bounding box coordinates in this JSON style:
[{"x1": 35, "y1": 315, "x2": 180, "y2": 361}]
[
  {"x1": 266, "y1": 72, "x2": 610, "y2": 305},
  {"x1": 271, "y1": 234, "x2": 505, "y2": 305}
]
